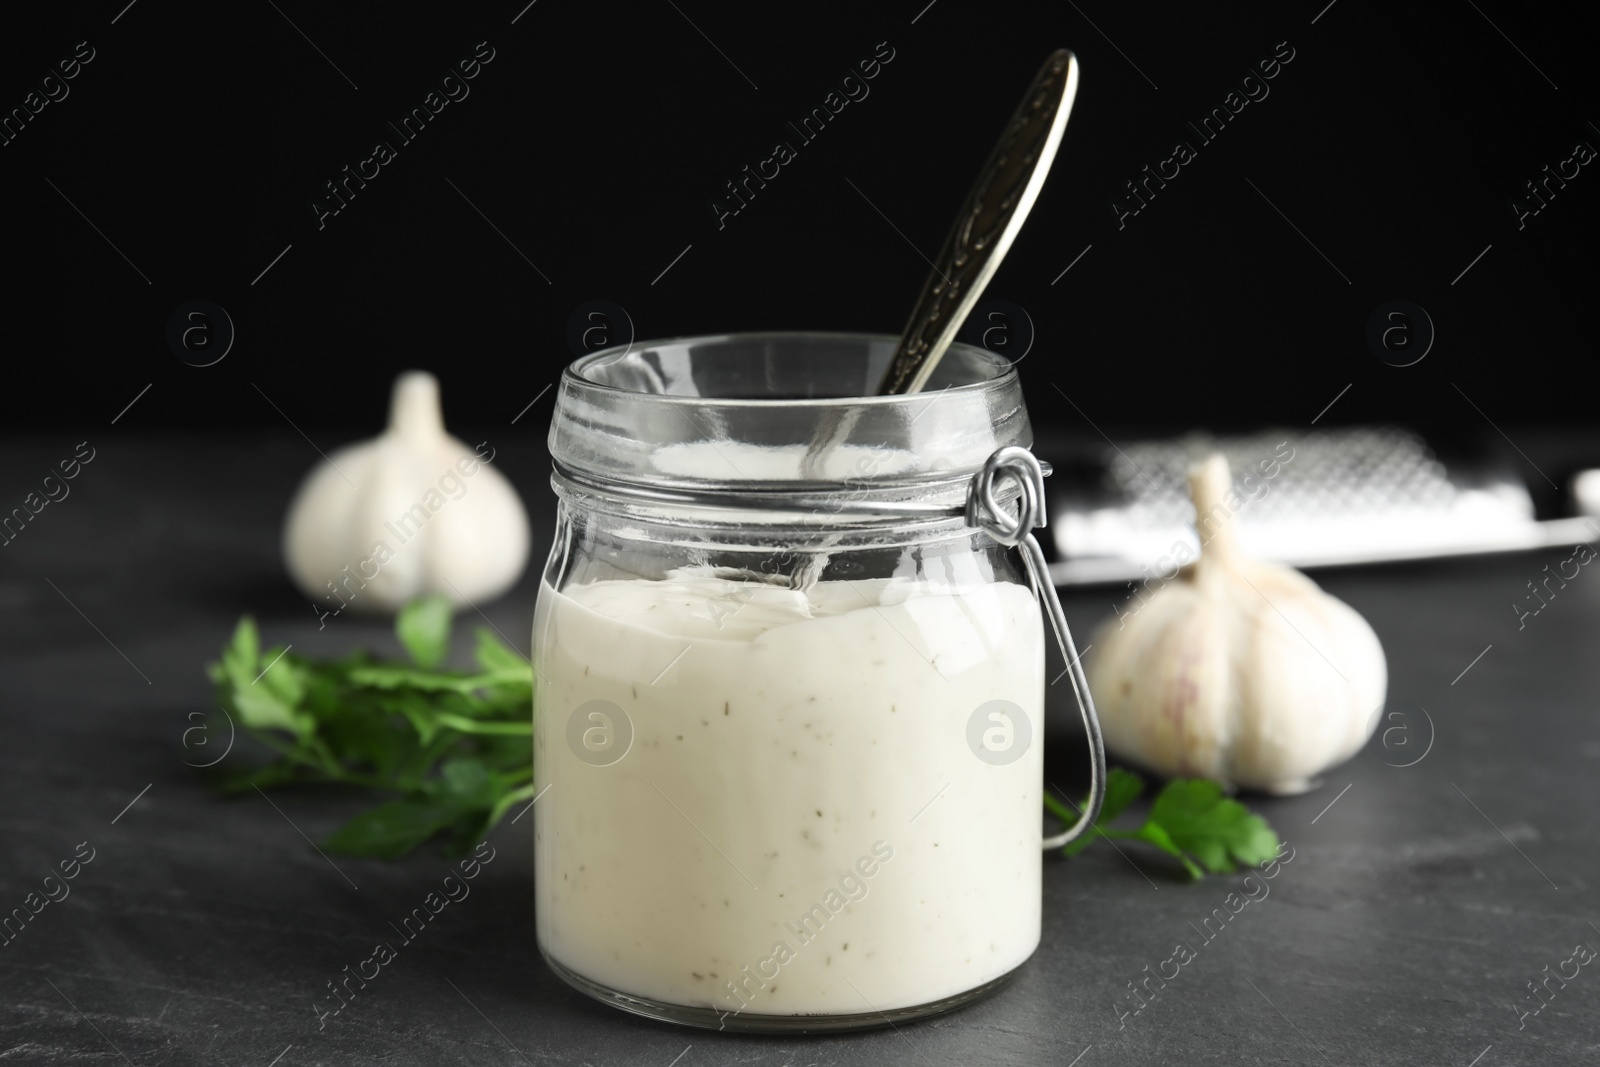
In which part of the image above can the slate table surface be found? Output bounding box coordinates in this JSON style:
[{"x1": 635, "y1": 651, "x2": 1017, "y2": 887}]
[{"x1": 2, "y1": 430, "x2": 1597, "y2": 1066}]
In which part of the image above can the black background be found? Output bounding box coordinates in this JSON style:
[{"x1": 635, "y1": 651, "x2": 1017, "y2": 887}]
[{"x1": 2, "y1": 0, "x2": 1595, "y2": 439}]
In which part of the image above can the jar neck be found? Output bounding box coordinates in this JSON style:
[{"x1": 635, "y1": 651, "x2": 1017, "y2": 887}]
[{"x1": 548, "y1": 457, "x2": 1040, "y2": 541}]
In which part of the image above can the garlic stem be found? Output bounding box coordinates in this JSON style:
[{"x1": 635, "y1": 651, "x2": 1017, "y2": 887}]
[
  {"x1": 1189, "y1": 453, "x2": 1239, "y2": 568},
  {"x1": 387, "y1": 371, "x2": 446, "y2": 440}
]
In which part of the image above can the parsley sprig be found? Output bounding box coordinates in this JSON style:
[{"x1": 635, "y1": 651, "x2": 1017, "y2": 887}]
[
  {"x1": 1044, "y1": 768, "x2": 1280, "y2": 880},
  {"x1": 205, "y1": 596, "x2": 535, "y2": 859}
]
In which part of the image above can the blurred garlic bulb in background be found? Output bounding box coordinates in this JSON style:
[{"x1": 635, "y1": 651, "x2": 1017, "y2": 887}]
[
  {"x1": 283, "y1": 371, "x2": 530, "y2": 614},
  {"x1": 1088, "y1": 453, "x2": 1386, "y2": 794}
]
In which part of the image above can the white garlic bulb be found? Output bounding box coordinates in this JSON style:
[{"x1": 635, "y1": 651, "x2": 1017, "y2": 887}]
[
  {"x1": 1088, "y1": 454, "x2": 1386, "y2": 794},
  {"x1": 283, "y1": 371, "x2": 530, "y2": 614}
]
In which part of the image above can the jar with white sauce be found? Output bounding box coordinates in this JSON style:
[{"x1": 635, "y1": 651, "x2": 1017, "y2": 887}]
[{"x1": 533, "y1": 332, "x2": 1104, "y2": 1032}]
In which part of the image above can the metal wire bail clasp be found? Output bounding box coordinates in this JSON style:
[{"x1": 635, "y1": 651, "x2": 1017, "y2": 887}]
[{"x1": 965, "y1": 446, "x2": 1108, "y2": 850}]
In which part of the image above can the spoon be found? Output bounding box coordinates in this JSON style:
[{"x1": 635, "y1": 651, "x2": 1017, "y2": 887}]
[
  {"x1": 796, "y1": 50, "x2": 1078, "y2": 493},
  {"x1": 878, "y1": 49, "x2": 1079, "y2": 395}
]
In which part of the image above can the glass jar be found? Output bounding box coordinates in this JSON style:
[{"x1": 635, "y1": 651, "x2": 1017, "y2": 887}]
[{"x1": 532, "y1": 332, "x2": 1101, "y2": 1032}]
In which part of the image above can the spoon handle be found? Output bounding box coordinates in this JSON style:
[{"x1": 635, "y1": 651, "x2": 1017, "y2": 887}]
[{"x1": 878, "y1": 50, "x2": 1079, "y2": 395}]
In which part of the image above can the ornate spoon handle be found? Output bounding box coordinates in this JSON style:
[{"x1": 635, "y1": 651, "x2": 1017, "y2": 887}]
[{"x1": 878, "y1": 49, "x2": 1079, "y2": 395}]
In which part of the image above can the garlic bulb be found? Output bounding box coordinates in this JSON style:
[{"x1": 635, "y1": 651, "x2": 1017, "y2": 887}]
[
  {"x1": 1088, "y1": 454, "x2": 1386, "y2": 794},
  {"x1": 283, "y1": 371, "x2": 530, "y2": 614}
]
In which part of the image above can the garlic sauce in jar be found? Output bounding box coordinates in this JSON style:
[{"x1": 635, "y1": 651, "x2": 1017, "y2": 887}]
[
  {"x1": 533, "y1": 333, "x2": 1073, "y2": 1032},
  {"x1": 534, "y1": 571, "x2": 1043, "y2": 1020}
]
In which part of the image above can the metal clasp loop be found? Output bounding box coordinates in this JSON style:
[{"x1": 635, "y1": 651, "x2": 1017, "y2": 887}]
[{"x1": 965, "y1": 446, "x2": 1107, "y2": 850}]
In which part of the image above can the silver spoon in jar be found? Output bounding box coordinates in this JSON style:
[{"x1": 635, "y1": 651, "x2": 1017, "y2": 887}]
[
  {"x1": 801, "y1": 49, "x2": 1079, "y2": 480},
  {"x1": 879, "y1": 48, "x2": 1079, "y2": 395}
]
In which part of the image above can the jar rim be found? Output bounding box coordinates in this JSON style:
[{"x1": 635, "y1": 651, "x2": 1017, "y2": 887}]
[
  {"x1": 562, "y1": 331, "x2": 1017, "y2": 407},
  {"x1": 548, "y1": 331, "x2": 1033, "y2": 503}
]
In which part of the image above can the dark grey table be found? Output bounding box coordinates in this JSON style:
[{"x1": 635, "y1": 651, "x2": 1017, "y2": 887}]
[{"x1": 3, "y1": 432, "x2": 1596, "y2": 1066}]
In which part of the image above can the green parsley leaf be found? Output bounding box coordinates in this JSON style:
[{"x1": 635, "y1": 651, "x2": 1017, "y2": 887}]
[
  {"x1": 438, "y1": 757, "x2": 496, "y2": 807},
  {"x1": 204, "y1": 600, "x2": 535, "y2": 860},
  {"x1": 1053, "y1": 769, "x2": 1279, "y2": 881},
  {"x1": 397, "y1": 595, "x2": 453, "y2": 669},
  {"x1": 1130, "y1": 821, "x2": 1205, "y2": 881},
  {"x1": 323, "y1": 798, "x2": 469, "y2": 860},
  {"x1": 212, "y1": 618, "x2": 308, "y2": 737},
  {"x1": 1149, "y1": 779, "x2": 1280, "y2": 874},
  {"x1": 474, "y1": 627, "x2": 528, "y2": 675}
]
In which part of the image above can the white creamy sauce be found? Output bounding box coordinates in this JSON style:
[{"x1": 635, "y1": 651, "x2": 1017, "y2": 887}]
[{"x1": 533, "y1": 571, "x2": 1044, "y2": 1016}]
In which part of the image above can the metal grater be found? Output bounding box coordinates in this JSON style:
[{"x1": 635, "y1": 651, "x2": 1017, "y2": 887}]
[{"x1": 1047, "y1": 427, "x2": 1594, "y2": 585}]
